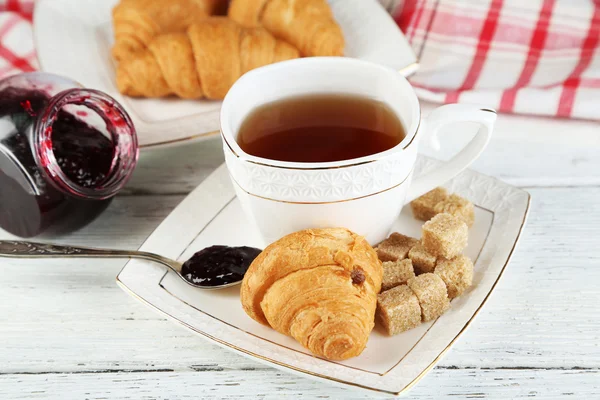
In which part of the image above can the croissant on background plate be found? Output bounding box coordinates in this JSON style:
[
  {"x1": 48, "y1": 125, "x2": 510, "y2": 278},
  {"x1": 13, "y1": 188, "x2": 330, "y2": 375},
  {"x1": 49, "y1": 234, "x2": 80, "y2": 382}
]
[
  {"x1": 117, "y1": 17, "x2": 299, "y2": 99},
  {"x1": 112, "y1": 0, "x2": 224, "y2": 62},
  {"x1": 229, "y1": 0, "x2": 344, "y2": 57},
  {"x1": 241, "y1": 228, "x2": 382, "y2": 361}
]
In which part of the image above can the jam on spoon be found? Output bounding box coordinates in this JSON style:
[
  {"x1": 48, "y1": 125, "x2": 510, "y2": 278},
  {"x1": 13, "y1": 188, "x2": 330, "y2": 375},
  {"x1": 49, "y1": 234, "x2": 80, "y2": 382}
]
[
  {"x1": 0, "y1": 241, "x2": 261, "y2": 290},
  {"x1": 181, "y1": 245, "x2": 262, "y2": 287}
]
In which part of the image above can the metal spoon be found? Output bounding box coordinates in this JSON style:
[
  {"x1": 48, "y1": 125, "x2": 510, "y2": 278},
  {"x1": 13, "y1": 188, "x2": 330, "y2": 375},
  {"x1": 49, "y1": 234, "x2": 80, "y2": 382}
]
[{"x1": 0, "y1": 240, "x2": 243, "y2": 290}]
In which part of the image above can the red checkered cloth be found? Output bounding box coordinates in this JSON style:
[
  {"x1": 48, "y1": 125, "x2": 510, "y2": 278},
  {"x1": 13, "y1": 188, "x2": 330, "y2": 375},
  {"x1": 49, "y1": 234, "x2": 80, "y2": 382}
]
[
  {"x1": 392, "y1": 0, "x2": 600, "y2": 120},
  {"x1": 1, "y1": 0, "x2": 598, "y2": 120},
  {"x1": 0, "y1": 0, "x2": 37, "y2": 76}
]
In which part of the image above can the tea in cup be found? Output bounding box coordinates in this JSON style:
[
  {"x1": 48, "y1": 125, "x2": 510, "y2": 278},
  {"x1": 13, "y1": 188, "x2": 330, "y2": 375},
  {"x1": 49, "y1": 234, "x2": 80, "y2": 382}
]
[{"x1": 221, "y1": 58, "x2": 496, "y2": 244}]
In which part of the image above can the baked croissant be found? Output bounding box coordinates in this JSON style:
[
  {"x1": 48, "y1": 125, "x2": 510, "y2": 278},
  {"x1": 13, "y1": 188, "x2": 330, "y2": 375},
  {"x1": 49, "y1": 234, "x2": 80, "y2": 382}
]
[
  {"x1": 241, "y1": 228, "x2": 382, "y2": 360},
  {"x1": 116, "y1": 17, "x2": 299, "y2": 99},
  {"x1": 228, "y1": 0, "x2": 344, "y2": 57},
  {"x1": 112, "y1": 0, "x2": 223, "y2": 62}
]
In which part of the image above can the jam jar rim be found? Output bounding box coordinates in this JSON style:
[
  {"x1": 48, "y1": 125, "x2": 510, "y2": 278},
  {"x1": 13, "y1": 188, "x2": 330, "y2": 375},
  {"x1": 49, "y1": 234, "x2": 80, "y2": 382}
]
[{"x1": 32, "y1": 88, "x2": 139, "y2": 200}]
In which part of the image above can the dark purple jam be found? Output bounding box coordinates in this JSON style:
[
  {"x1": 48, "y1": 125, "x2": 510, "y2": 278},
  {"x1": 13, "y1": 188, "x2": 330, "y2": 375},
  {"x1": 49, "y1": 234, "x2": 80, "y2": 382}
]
[
  {"x1": 181, "y1": 245, "x2": 262, "y2": 287},
  {"x1": 0, "y1": 87, "x2": 114, "y2": 237}
]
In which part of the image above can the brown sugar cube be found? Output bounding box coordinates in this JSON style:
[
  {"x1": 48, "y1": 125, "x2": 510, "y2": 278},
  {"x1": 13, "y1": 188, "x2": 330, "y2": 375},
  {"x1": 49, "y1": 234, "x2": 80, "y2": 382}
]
[
  {"x1": 407, "y1": 273, "x2": 450, "y2": 322},
  {"x1": 434, "y1": 194, "x2": 475, "y2": 227},
  {"x1": 382, "y1": 259, "x2": 416, "y2": 291},
  {"x1": 376, "y1": 233, "x2": 419, "y2": 262},
  {"x1": 422, "y1": 213, "x2": 468, "y2": 259},
  {"x1": 408, "y1": 243, "x2": 437, "y2": 274},
  {"x1": 410, "y1": 187, "x2": 449, "y2": 221},
  {"x1": 377, "y1": 285, "x2": 422, "y2": 335},
  {"x1": 435, "y1": 255, "x2": 474, "y2": 299}
]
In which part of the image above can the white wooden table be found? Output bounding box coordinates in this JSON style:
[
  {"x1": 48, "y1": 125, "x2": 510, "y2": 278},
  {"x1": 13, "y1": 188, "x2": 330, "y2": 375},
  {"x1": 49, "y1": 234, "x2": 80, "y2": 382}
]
[{"x1": 1, "y1": 104, "x2": 599, "y2": 399}]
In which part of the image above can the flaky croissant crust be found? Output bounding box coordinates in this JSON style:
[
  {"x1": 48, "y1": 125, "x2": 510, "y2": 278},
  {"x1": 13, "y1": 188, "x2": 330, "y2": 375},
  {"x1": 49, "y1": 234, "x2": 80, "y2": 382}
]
[
  {"x1": 241, "y1": 228, "x2": 382, "y2": 360},
  {"x1": 228, "y1": 0, "x2": 344, "y2": 57},
  {"x1": 112, "y1": 0, "x2": 222, "y2": 61},
  {"x1": 116, "y1": 17, "x2": 299, "y2": 99}
]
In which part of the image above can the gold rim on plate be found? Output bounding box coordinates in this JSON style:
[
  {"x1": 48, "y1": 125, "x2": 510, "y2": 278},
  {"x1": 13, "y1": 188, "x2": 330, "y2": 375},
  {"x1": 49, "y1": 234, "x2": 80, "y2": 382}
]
[{"x1": 116, "y1": 192, "x2": 530, "y2": 396}]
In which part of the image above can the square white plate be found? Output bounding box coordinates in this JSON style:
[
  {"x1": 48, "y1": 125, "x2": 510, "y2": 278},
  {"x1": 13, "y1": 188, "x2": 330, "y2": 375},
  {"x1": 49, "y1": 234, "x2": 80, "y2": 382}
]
[
  {"x1": 116, "y1": 156, "x2": 530, "y2": 396},
  {"x1": 34, "y1": 0, "x2": 418, "y2": 149}
]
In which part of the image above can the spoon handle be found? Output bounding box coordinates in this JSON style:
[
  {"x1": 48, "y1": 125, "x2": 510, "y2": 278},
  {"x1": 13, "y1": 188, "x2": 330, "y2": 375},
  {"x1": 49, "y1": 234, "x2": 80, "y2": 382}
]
[
  {"x1": 0, "y1": 240, "x2": 135, "y2": 257},
  {"x1": 0, "y1": 240, "x2": 181, "y2": 272}
]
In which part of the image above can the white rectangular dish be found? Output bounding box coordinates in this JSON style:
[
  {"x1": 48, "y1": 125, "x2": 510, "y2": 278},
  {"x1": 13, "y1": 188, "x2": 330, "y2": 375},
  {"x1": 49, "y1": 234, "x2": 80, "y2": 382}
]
[{"x1": 117, "y1": 156, "x2": 530, "y2": 396}]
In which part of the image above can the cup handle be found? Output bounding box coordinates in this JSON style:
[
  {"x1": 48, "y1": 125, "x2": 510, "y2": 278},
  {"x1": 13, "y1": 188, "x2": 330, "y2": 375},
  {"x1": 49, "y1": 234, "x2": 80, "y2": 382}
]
[{"x1": 404, "y1": 104, "x2": 497, "y2": 204}]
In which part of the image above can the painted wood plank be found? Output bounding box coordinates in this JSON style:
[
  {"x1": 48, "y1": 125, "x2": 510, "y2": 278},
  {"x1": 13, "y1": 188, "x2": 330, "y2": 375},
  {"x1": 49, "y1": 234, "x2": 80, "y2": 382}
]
[
  {"x1": 1, "y1": 187, "x2": 598, "y2": 381},
  {"x1": 124, "y1": 140, "x2": 224, "y2": 196},
  {"x1": 419, "y1": 103, "x2": 600, "y2": 187},
  {"x1": 1, "y1": 369, "x2": 598, "y2": 399},
  {"x1": 0, "y1": 195, "x2": 183, "y2": 247}
]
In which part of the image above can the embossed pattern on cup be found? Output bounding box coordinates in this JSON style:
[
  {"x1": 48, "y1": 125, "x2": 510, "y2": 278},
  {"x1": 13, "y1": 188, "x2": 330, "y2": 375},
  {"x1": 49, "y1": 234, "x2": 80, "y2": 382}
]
[{"x1": 224, "y1": 149, "x2": 417, "y2": 203}]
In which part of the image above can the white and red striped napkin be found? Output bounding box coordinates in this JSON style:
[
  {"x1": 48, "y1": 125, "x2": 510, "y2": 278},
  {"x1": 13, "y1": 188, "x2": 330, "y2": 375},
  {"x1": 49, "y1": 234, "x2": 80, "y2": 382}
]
[
  {"x1": 0, "y1": 0, "x2": 37, "y2": 77},
  {"x1": 392, "y1": 0, "x2": 600, "y2": 120},
  {"x1": 0, "y1": 0, "x2": 598, "y2": 121}
]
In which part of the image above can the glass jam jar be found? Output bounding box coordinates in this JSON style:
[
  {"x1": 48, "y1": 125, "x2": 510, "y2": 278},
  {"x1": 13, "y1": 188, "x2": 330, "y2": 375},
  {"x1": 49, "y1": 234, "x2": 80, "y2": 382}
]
[{"x1": 0, "y1": 72, "x2": 138, "y2": 238}]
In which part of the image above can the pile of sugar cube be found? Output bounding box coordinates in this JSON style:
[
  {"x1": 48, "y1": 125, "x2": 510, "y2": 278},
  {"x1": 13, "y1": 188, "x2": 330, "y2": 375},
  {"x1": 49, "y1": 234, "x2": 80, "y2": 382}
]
[{"x1": 375, "y1": 187, "x2": 475, "y2": 336}]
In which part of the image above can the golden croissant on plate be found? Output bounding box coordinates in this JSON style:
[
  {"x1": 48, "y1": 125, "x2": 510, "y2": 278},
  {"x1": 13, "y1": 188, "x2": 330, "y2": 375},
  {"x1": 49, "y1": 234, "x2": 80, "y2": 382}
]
[
  {"x1": 112, "y1": 0, "x2": 223, "y2": 62},
  {"x1": 228, "y1": 0, "x2": 344, "y2": 57},
  {"x1": 241, "y1": 228, "x2": 382, "y2": 361},
  {"x1": 116, "y1": 17, "x2": 299, "y2": 99}
]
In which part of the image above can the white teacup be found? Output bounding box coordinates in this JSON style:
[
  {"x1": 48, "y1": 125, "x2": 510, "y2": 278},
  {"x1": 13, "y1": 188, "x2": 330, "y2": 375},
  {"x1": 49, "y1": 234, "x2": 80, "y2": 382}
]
[{"x1": 221, "y1": 58, "x2": 496, "y2": 245}]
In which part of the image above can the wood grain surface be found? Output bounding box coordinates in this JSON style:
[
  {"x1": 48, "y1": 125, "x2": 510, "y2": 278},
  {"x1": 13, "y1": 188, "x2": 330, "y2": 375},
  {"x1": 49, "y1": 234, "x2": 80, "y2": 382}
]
[{"x1": 1, "y1": 109, "x2": 599, "y2": 399}]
